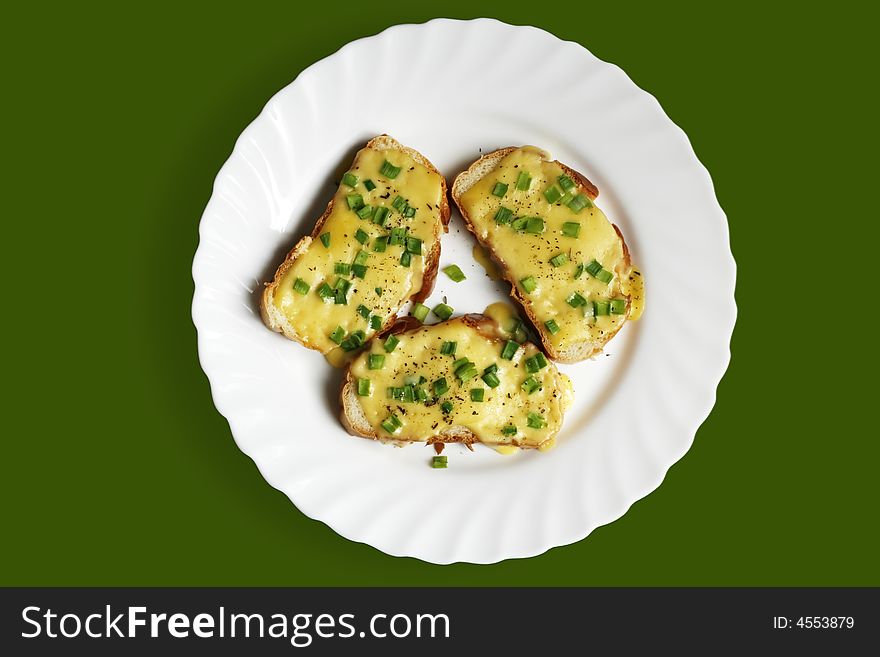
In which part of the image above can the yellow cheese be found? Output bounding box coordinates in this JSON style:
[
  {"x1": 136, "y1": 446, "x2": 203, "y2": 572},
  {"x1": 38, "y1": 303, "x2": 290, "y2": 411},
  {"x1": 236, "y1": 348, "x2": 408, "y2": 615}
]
[
  {"x1": 471, "y1": 243, "x2": 502, "y2": 280},
  {"x1": 458, "y1": 148, "x2": 639, "y2": 354},
  {"x1": 273, "y1": 146, "x2": 444, "y2": 354},
  {"x1": 348, "y1": 316, "x2": 573, "y2": 448}
]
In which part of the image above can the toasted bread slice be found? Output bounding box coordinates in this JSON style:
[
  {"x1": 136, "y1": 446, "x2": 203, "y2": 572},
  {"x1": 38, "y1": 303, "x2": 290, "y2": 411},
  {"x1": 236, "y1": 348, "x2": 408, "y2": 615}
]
[
  {"x1": 261, "y1": 135, "x2": 449, "y2": 355},
  {"x1": 340, "y1": 314, "x2": 573, "y2": 449},
  {"x1": 452, "y1": 146, "x2": 640, "y2": 363}
]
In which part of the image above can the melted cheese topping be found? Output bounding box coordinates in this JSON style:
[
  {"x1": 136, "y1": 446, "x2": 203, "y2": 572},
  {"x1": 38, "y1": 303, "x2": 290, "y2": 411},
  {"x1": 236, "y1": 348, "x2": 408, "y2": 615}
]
[
  {"x1": 349, "y1": 317, "x2": 573, "y2": 448},
  {"x1": 459, "y1": 147, "x2": 637, "y2": 355},
  {"x1": 273, "y1": 146, "x2": 443, "y2": 354}
]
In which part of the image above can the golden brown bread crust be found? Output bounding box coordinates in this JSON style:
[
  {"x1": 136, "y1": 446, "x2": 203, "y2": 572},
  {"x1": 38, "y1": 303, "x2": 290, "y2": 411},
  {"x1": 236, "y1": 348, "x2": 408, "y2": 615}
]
[
  {"x1": 451, "y1": 147, "x2": 632, "y2": 363},
  {"x1": 260, "y1": 135, "x2": 450, "y2": 349}
]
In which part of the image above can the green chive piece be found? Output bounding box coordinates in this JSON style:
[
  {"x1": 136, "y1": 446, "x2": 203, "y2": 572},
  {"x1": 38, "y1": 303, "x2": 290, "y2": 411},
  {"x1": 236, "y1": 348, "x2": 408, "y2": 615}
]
[
  {"x1": 432, "y1": 303, "x2": 454, "y2": 321},
  {"x1": 317, "y1": 282, "x2": 333, "y2": 300},
  {"x1": 319, "y1": 232, "x2": 331, "y2": 248},
  {"x1": 354, "y1": 250, "x2": 369, "y2": 266},
  {"x1": 363, "y1": 179, "x2": 376, "y2": 191},
  {"x1": 334, "y1": 262, "x2": 351, "y2": 276},
  {"x1": 482, "y1": 371, "x2": 501, "y2": 388},
  {"x1": 562, "y1": 222, "x2": 581, "y2": 238},
  {"x1": 567, "y1": 292, "x2": 587, "y2": 308},
  {"x1": 411, "y1": 303, "x2": 429, "y2": 322},
  {"x1": 543, "y1": 185, "x2": 562, "y2": 203},
  {"x1": 372, "y1": 206, "x2": 390, "y2": 226},
  {"x1": 402, "y1": 385, "x2": 415, "y2": 403},
  {"x1": 374, "y1": 287, "x2": 383, "y2": 295},
  {"x1": 329, "y1": 326, "x2": 345, "y2": 344},
  {"x1": 384, "y1": 335, "x2": 400, "y2": 352},
  {"x1": 340, "y1": 329, "x2": 366, "y2": 352},
  {"x1": 355, "y1": 228, "x2": 369, "y2": 244},
  {"x1": 433, "y1": 377, "x2": 449, "y2": 396},
  {"x1": 610, "y1": 298, "x2": 627, "y2": 315},
  {"x1": 368, "y1": 354, "x2": 385, "y2": 370},
  {"x1": 534, "y1": 353, "x2": 548, "y2": 369},
  {"x1": 342, "y1": 172, "x2": 358, "y2": 187},
  {"x1": 511, "y1": 217, "x2": 528, "y2": 231},
  {"x1": 392, "y1": 195, "x2": 406, "y2": 211},
  {"x1": 525, "y1": 217, "x2": 545, "y2": 234},
  {"x1": 470, "y1": 388, "x2": 485, "y2": 402},
  {"x1": 501, "y1": 340, "x2": 520, "y2": 360},
  {"x1": 369, "y1": 315, "x2": 382, "y2": 330},
  {"x1": 389, "y1": 227, "x2": 406, "y2": 246},
  {"x1": 492, "y1": 182, "x2": 509, "y2": 197},
  {"x1": 521, "y1": 376, "x2": 541, "y2": 394},
  {"x1": 595, "y1": 300, "x2": 610, "y2": 316},
  {"x1": 346, "y1": 194, "x2": 365, "y2": 210},
  {"x1": 525, "y1": 353, "x2": 548, "y2": 373},
  {"x1": 372, "y1": 235, "x2": 388, "y2": 252},
  {"x1": 452, "y1": 357, "x2": 469, "y2": 370},
  {"x1": 456, "y1": 363, "x2": 478, "y2": 381},
  {"x1": 520, "y1": 276, "x2": 537, "y2": 293},
  {"x1": 404, "y1": 206, "x2": 416, "y2": 218},
  {"x1": 431, "y1": 455, "x2": 448, "y2": 469},
  {"x1": 567, "y1": 193, "x2": 592, "y2": 213},
  {"x1": 381, "y1": 413, "x2": 403, "y2": 434},
  {"x1": 483, "y1": 363, "x2": 498, "y2": 375},
  {"x1": 440, "y1": 401, "x2": 453, "y2": 414},
  {"x1": 357, "y1": 304, "x2": 370, "y2": 319},
  {"x1": 501, "y1": 424, "x2": 517, "y2": 436},
  {"x1": 292, "y1": 278, "x2": 309, "y2": 295},
  {"x1": 380, "y1": 160, "x2": 401, "y2": 179},
  {"x1": 558, "y1": 175, "x2": 575, "y2": 191},
  {"x1": 515, "y1": 171, "x2": 532, "y2": 191},
  {"x1": 527, "y1": 412, "x2": 546, "y2": 429},
  {"x1": 399, "y1": 251, "x2": 411, "y2": 267},
  {"x1": 586, "y1": 259, "x2": 603, "y2": 277},
  {"x1": 574, "y1": 263, "x2": 585, "y2": 279},
  {"x1": 415, "y1": 386, "x2": 428, "y2": 402},
  {"x1": 549, "y1": 252, "x2": 569, "y2": 267},
  {"x1": 596, "y1": 269, "x2": 614, "y2": 284},
  {"x1": 440, "y1": 341, "x2": 457, "y2": 356},
  {"x1": 357, "y1": 204, "x2": 374, "y2": 220},
  {"x1": 357, "y1": 378, "x2": 372, "y2": 396},
  {"x1": 544, "y1": 319, "x2": 560, "y2": 335},
  {"x1": 405, "y1": 237, "x2": 423, "y2": 255},
  {"x1": 442, "y1": 264, "x2": 466, "y2": 282},
  {"x1": 494, "y1": 206, "x2": 514, "y2": 224},
  {"x1": 351, "y1": 264, "x2": 367, "y2": 279}
]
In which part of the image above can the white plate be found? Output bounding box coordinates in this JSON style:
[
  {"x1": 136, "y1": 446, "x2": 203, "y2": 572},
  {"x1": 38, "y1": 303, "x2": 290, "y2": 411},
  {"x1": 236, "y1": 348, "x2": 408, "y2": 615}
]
[{"x1": 192, "y1": 18, "x2": 736, "y2": 564}]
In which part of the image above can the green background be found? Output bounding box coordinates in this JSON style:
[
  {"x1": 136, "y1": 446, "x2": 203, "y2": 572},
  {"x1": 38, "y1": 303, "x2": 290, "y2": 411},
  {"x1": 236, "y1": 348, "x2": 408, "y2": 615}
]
[{"x1": 3, "y1": 1, "x2": 875, "y2": 586}]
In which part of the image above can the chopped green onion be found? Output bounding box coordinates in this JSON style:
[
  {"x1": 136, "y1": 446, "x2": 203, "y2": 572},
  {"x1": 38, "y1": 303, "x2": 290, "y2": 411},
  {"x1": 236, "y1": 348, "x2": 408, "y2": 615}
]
[
  {"x1": 562, "y1": 222, "x2": 581, "y2": 238},
  {"x1": 494, "y1": 206, "x2": 514, "y2": 224},
  {"x1": 317, "y1": 282, "x2": 333, "y2": 300},
  {"x1": 334, "y1": 262, "x2": 351, "y2": 275},
  {"x1": 544, "y1": 319, "x2": 560, "y2": 334},
  {"x1": 431, "y1": 455, "x2": 448, "y2": 469},
  {"x1": 355, "y1": 228, "x2": 369, "y2": 244},
  {"x1": 442, "y1": 264, "x2": 466, "y2": 282},
  {"x1": 595, "y1": 269, "x2": 614, "y2": 284},
  {"x1": 346, "y1": 194, "x2": 365, "y2": 210},
  {"x1": 369, "y1": 315, "x2": 382, "y2": 330},
  {"x1": 433, "y1": 377, "x2": 449, "y2": 396},
  {"x1": 357, "y1": 304, "x2": 370, "y2": 319},
  {"x1": 456, "y1": 363, "x2": 478, "y2": 381},
  {"x1": 405, "y1": 237, "x2": 422, "y2": 255},
  {"x1": 415, "y1": 386, "x2": 428, "y2": 402},
  {"x1": 525, "y1": 353, "x2": 548, "y2": 373},
  {"x1": 557, "y1": 174, "x2": 575, "y2": 191},
  {"x1": 354, "y1": 250, "x2": 369, "y2": 266},
  {"x1": 567, "y1": 292, "x2": 587, "y2": 308},
  {"x1": 610, "y1": 298, "x2": 627, "y2": 315},
  {"x1": 482, "y1": 371, "x2": 501, "y2": 388},
  {"x1": 340, "y1": 329, "x2": 366, "y2": 352},
  {"x1": 342, "y1": 172, "x2": 358, "y2": 187},
  {"x1": 374, "y1": 286, "x2": 383, "y2": 295},
  {"x1": 574, "y1": 263, "x2": 585, "y2": 279},
  {"x1": 351, "y1": 264, "x2": 367, "y2": 279},
  {"x1": 521, "y1": 376, "x2": 541, "y2": 394},
  {"x1": 392, "y1": 195, "x2": 406, "y2": 211},
  {"x1": 501, "y1": 340, "x2": 520, "y2": 360},
  {"x1": 380, "y1": 160, "x2": 401, "y2": 179},
  {"x1": 508, "y1": 318, "x2": 522, "y2": 334},
  {"x1": 470, "y1": 388, "x2": 485, "y2": 402},
  {"x1": 402, "y1": 385, "x2": 416, "y2": 403},
  {"x1": 452, "y1": 357, "x2": 469, "y2": 370},
  {"x1": 515, "y1": 171, "x2": 532, "y2": 191},
  {"x1": 404, "y1": 205, "x2": 416, "y2": 218},
  {"x1": 492, "y1": 182, "x2": 509, "y2": 197},
  {"x1": 292, "y1": 278, "x2": 309, "y2": 295},
  {"x1": 329, "y1": 326, "x2": 345, "y2": 344},
  {"x1": 527, "y1": 412, "x2": 546, "y2": 429},
  {"x1": 372, "y1": 206, "x2": 390, "y2": 226},
  {"x1": 567, "y1": 193, "x2": 592, "y2": 213},
  {"x1": 363, "y1": 178, "x2": 376, "y2": 191},
  {"x1": 520, "y1": 276, "x2": 537, "y2": 293},
  {"x1": 511, "y1": 217, "x2": 528, "y2": 231},
  {"x1": 410, "y1": 303, "x2": 429, "y2": 322},
  {"x1": 389, "y1": 227, "x2": 406, "y2": 246},
  {"x1": 319, "y1": 232, "x2": 331, "y2": 248},
  {"x1": 334, "y1": 289, "x2": 348, "y2": 305},
  {"x1": 368, "y1": 354, "x2": 385, "y2": 370},
  {"x1": 372, "y1": 235, "x2": 388, "y2": 252},
  {"x1": 440, "y1": 341, "x2": 457, "y2": 356},
  {"x1": 333, "y1": 277, "x2": 351, "y2": 292},
  {"x1": 543, "y1": 185, "x2": 562, "y2": 203},
  {"x1": 501, "y1": 424, "x2": 517, "y2": 436},
  {"x1": 440, "y1": 401, "x2": 453, "y2": 414},
  {"x1": 525, "y1": 217, "x2": 545, "y2": 234},
  {"x1": 399, "y1": 251, "x2": 411, "y2": 267},
  {"x1": 483, "y1": 363, "x2": 498, "y2": 374},
  {"x1": 594, "y1": 300, "x2": 610, "y2": 316},
  {"x1": 381, "y1": 413, "x2": 403, "y2": 434},
  {"x1": 586, "y1": 259, "x2": 603, "y2": 277},
  {"x1": 357, "y1": 378, "x2": 372, "y2": 396},
  {"x1": 384, "y1": 335, "x2": 399, "y2": 352},
  {"x1": 549, "y1": 252, "x2": 569, "y2": 267},
  {"x1": 432, "y1": 303, "x2": 454, "y2": 320},
  {"x1": 356, "y1": 204, "x2": 374, "y2": 220}
]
